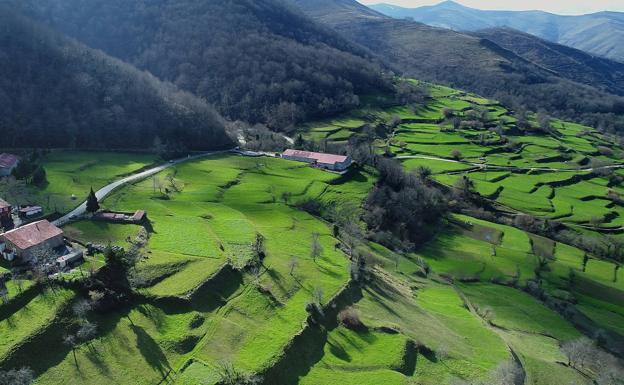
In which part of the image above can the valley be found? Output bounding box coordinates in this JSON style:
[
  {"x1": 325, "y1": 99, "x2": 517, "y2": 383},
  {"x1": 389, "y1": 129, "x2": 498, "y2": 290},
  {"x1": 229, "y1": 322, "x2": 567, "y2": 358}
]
[{"x1": 0, "y1": 1, "x2": 623, "y2": 384}]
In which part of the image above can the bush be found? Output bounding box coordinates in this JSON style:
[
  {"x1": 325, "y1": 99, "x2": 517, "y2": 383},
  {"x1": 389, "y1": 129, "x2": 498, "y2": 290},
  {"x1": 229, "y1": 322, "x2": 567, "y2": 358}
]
[{"x1": 338, "y1": 307, "x2": 366, "y2": 330}]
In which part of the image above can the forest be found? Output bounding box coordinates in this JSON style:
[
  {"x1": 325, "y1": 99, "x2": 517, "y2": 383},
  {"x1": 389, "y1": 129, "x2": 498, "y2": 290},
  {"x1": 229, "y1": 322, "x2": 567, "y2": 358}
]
[
  {"x1": 0, "y1": 9, "x2": 231, "y2": 150},
  {"x1": 18, "y1": 0, "x2": 391, "y2": 130}
]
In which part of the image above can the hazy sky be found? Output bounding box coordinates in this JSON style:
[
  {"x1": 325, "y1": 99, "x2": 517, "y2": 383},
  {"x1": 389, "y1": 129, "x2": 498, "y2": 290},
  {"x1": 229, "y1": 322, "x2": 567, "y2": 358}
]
[{"x1": 358, "y1": 0, "x2": 624, "y2": 15}]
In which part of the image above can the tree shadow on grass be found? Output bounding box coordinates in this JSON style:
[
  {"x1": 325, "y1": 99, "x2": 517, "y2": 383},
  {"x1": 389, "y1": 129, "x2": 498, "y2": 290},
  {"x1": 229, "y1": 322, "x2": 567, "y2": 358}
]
[
  {"x1": 84, "y1": 344, "x2": 112, "y2": 378},
  {"x1": 266, "y1": 267, "x2": 289, "y2": 296},
  {"x1": 130, "y1": 325, "x2": 172, "y2": 379},
  {"x1": 327, "y1": 340, "x2": 352, "y2": 362},
  {"x1": 363, "y1": 283, "x2": 402, "y2": 319}
]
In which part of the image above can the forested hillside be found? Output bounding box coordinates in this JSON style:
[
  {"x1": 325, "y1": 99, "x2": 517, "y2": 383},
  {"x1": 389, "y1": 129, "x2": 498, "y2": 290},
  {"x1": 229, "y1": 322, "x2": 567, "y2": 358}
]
[
  {"x1": 0, "y1": 9, "x2": 231, "y2": 150},
  {"x1": 291, "y1": 0, "x2": 624, "y2": 133},
  {"x1": 472, "y1": 28, "x2": 624, "y2": 97},
  {"x1": 18, "y1": 0, "x2": 390, "y2": 130}
]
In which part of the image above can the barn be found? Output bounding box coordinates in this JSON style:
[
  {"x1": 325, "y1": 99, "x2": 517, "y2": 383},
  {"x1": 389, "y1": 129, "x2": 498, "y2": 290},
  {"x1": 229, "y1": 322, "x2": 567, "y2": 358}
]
[
  {"x1": 0, "y1": 220, "x2": 64, "y2": 263},
  {"x1": 282, "y1": 149, "x2": 353, "y2": 171}
]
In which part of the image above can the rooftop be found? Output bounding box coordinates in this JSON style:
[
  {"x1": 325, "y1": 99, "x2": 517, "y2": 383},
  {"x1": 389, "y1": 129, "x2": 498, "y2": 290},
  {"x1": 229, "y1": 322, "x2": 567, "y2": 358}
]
[
  {"x1": 1, "y1": 220, "x2": 63, "y2": 250},
  {"x1": 0, "y1": 153, "x2": 20, "y2": 169},
  {"x1": 0, "y1": 198, "x2": 10, "y2": 210},
  {"x1": 282, "y1": 149, "x2": 349, "y2": 165}
]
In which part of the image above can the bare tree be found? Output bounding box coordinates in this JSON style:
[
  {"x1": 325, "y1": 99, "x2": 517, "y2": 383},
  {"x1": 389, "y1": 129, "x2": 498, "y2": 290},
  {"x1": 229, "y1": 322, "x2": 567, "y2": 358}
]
[
  {"x1": 312, "y1": 286, "x2": 324, "y2": 306},
  {"x1": 0, "y1": 367, "x2": 35, "y2": 385},
  {"x1": 288, "y1": 257, "x2": 299, "y2": 276},
  {"x1": 72, "y1": 299, "x2": 91, "y2": 320},
  {"x1": 436, "y1": 345, "x2": 449, "y2": 362},
  {"x1": 310, "y1": 233, "x2": 323, "y2": 262},
  {"x1": 76, "y1": 322, "x2": 97, "y2": 342},
  {"x1": 561, "y1": 337, "x2": 593, "y2": 369},
  {"x1": 490, "y1": 360, "x2": 523, "y2": 385}
]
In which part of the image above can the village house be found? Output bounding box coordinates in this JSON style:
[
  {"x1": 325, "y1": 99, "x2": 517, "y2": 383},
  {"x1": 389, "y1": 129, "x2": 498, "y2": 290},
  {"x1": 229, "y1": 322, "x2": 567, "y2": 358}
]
[
  {"x1": 0, "y1": 153, "x2": 20, "y2": 177},
  {"x1": 282, "y1": 149, "x2": 353, "y2": 171},
  {"x1": 0, "y1": 220, "x2": 64, "y2": 263}
]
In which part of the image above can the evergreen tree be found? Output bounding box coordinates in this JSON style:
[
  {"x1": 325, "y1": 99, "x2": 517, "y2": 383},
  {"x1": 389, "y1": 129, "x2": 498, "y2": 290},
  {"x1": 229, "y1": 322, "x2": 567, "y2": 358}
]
[
  {"x1": 31, "y1": 166, "x2": 47, "y2": 186},
  {"x1": 86, "y1": 188, "x2": 100, "y2": 213}
]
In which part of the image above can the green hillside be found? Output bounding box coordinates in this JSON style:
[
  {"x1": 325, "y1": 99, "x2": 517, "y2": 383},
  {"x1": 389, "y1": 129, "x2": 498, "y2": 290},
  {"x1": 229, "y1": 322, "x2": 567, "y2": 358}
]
[{"x1": 0, "y1": 80, "x2": 622, "y2": 385}]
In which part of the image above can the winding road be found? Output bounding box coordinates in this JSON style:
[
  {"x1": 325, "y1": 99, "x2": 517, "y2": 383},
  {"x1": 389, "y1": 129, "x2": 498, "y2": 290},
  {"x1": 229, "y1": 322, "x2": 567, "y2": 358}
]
[{"x1": 53, "y1": 150, "x2": 230, "y2": 226}]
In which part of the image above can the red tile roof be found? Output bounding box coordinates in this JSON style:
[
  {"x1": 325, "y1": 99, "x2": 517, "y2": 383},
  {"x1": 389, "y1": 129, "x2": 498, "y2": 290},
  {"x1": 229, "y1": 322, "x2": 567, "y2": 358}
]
[
  {"x1": 282, "y1": 149, "x2": 348, "y2": 165},
  {"x1": 1, "y1": 220, "x2": 63, "y2": 250},
  {"x1": 133, "y1": 210, "x2": 146, "y2": 221},
  {"x1": 0, "y1": 153, "x2": 19, "y2": 169},
  {"x1": 0, "y1": 199, "x2": 10, "y2": 210}
]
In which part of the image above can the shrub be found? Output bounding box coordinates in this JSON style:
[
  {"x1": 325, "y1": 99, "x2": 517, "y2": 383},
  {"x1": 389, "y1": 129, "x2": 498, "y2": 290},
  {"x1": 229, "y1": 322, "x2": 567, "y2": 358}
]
[{"x1": 338, "y1": 307, "x2": 365, "y2": 330}]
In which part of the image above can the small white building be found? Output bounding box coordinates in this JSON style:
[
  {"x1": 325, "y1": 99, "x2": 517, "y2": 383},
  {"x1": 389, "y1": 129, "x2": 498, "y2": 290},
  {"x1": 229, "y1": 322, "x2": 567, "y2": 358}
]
[
  {"x1": 282, "y1": 149, "x2": 353, "y2": 171},
  {"x1": 19, "y1": 206, "x2": 43, "y2": 219}
]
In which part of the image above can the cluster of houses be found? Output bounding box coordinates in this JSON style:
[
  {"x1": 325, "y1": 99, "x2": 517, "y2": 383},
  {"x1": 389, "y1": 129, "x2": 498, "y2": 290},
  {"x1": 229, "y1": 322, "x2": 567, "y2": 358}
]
[
  {"x1": 1, "y1": 153, "x2": 83, "y2": 270},
  {"x1": 281, "y1": 149, "x2": 353, "y2": 172}
]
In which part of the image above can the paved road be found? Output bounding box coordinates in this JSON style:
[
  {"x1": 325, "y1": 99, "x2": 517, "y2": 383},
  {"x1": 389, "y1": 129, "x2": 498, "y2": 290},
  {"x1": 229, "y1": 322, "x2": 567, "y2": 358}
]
[
  {"x1": 396, "y1": 155, "x2": 624, "y2": 173},
  {"x1": 53, "y1": 150, "x2": 229, "y2": 226}
]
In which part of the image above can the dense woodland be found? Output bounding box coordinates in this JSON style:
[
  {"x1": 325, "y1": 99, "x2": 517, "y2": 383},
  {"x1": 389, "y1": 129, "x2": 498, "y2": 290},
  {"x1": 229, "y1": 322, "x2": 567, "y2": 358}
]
[
  {"x1": 18, "y1": 0, "x2": 391, "y2": 130},
  {"x1": 0, "y1": 9, "x2": 231, "y2": 150}
]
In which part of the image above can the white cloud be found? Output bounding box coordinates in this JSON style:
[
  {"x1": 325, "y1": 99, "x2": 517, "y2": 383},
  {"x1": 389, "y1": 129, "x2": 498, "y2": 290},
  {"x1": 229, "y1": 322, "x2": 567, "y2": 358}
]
[{"x1": 358, "y1": 0, "x2": 624, "y2": 15}]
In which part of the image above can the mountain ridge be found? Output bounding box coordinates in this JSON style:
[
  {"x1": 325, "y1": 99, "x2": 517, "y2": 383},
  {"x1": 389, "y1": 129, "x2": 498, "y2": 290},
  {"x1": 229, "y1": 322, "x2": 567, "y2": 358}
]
[{"x1": 370, "y1": 1, "x2": 624, "y2": 62}]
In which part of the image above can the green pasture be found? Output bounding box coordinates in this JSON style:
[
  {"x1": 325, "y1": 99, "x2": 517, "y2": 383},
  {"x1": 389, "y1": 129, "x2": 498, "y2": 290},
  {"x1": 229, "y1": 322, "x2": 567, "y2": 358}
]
[
  {"x1": 0, "y1": 288, "x2": 73, "y2": 361},
  {"x1": 37, "y1": 151, "x2": 156, "y2": 213},
  {"x1": 31, "y1": 154, "x2": 372, "y2": 385},
  {"x1": 63, "y1": 221, "x2": 143, "y2": 248}
]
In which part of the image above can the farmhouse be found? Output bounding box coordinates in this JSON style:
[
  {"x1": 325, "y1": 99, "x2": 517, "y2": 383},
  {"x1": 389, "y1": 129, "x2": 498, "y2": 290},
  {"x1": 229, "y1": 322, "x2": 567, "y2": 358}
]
[
  {"x1": 0, "y1": 153, "x2": 20, "y2": 177},
  {"x1": 282, "y1": 149, "x2": 353, "y2": 171},
  {"x1": 0, "y1": 220, "x2": 64, "y2": 263}
]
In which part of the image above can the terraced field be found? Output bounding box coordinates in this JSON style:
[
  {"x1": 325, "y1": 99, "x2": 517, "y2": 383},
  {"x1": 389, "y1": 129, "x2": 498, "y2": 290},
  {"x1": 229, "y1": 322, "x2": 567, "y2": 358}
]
[
  {"x1": 0, "y1": 154, "x2": 377, "y2": 385},
  {"x1": 1, "y1": 82, "x2": 623, "y2": 385},
  {"x1": 306, "y1": 84, "x2": 624, "y2": 236}
]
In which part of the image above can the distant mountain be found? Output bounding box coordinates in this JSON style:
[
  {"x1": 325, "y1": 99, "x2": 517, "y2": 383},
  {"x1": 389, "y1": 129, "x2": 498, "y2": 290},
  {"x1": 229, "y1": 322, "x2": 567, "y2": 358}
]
[
  {"x1": 472, "y1": 28, "x2": 624, "y2": 96},
  {"x1": 0, "y1": 8, "x2": 230, "y2": 150},
  {"x1": 18, "y1": 0, "x2": 391, "y2": 129},
  {"x1": 370, "y1": 1, "x2": 624, "y2": 63},
  {"x1": 290, "y1": 0, "x2": 624, "y2": 131}
]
